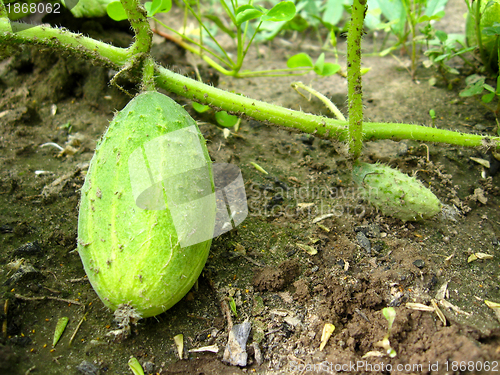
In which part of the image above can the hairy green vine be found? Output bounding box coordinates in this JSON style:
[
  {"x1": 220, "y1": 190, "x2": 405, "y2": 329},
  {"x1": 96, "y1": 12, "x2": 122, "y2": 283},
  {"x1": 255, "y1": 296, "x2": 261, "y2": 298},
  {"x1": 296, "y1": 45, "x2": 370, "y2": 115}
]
[
  {"x1": 0, "y1": 1, "x2": 499, "y2": 150},
  {"x1": 346, "y1": 0, "x2": 366, "y2": 159}
]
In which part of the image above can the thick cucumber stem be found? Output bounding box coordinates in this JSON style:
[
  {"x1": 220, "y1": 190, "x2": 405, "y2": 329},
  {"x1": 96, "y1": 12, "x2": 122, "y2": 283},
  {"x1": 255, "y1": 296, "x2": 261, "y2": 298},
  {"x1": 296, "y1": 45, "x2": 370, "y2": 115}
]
[
  {"x1": 1, "y1": 9, "x2": 500, "y2": 149},
  {"x1": 119, "y1": 0, "x2": 152, "y2": 56},
  {"x1": 142, "y1": 57, "x2": 157, "y2": 92},
  {"x1": 347, "y1": 0, "x2": 367, "y2": 160},
  {"x1": 0, "y1": 18, "x2": 132, "y2": 66}
]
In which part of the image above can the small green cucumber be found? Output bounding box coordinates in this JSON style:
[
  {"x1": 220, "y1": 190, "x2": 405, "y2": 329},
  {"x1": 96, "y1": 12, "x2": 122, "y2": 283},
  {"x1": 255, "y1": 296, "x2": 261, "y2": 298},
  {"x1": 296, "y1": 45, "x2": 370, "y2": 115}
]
[
  {"x1": 77, "y1": 91, "x2": 216, "y2": 318},
  {"x1": 352, "y1": 162, "x2": 441, "y2": 222}
]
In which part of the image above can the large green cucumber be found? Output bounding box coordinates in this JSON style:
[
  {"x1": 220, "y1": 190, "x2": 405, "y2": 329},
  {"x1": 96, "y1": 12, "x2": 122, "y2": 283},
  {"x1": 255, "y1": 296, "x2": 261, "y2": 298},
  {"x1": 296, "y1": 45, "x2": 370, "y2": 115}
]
[{"x1": 78, "y1": 91, "x2": 216, "y2": 318}]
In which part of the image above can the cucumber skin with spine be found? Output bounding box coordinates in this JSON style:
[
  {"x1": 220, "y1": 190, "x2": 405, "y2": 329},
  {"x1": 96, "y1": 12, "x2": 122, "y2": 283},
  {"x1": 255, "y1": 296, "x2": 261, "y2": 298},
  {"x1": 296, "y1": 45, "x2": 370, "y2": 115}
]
[
  {"x1": 77, "y1": 91, "x2": 215, "y2": 318},
  {"x1": 352, "y1": 162, "x2": 441, "y2": 222}
]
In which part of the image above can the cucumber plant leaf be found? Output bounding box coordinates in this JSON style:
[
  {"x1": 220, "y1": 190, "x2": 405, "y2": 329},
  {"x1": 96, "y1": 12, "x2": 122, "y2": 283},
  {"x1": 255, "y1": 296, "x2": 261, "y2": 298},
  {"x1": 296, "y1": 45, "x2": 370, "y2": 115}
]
[
  {"x1": 287, "y1": 53, "x2": 313, "y2": 68},
  {"x1": 424, "y1": 0, "x2": 448, "y2": 17},
  {"x1": 482, "y1": 22, "x2": 500, "y2": 36},
  {"x1": 146, "y1": 0, "x2": 172, "y2": 17},
  {"x1": 262, "y1": 1, "x2": 296, "y2": 22},
  {"x1": 460, "y1": 74, "x2": 486, "y2": 97},
  {"x1": 235, "y1": 5, "x2": 263, "y2": 25},
  {"x1": 323, "y1": 0, "x2": 344, "y2": 27},
  {"x1": 482, "y1": 92, "x2": 496, "y2": 103},
  {"x1": 319, "y1": 63, "x2": 341, "y2": 76},
  {"x1": 417, "y1": 11, "x2": 445, "y2": 23},
  {"x1": 107, "y1": 1, "x2": 128, "y2": 21},
  {"x1": 192, "y1": 102, "x2": 210, "y2": 113},
  {"x1": 215, "y1": 111, "x2": 239, "y2": 128},
  {"x1": 313, "y1": 52, "x2": 325, "y2": 75}
]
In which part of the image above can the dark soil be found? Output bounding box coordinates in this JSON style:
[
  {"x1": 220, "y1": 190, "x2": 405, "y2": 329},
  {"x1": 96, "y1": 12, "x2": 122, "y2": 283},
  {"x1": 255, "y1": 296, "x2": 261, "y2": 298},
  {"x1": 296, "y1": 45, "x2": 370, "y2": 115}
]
[{"x1": 1, "y1": 0, "x2": 500, "y2": 374}]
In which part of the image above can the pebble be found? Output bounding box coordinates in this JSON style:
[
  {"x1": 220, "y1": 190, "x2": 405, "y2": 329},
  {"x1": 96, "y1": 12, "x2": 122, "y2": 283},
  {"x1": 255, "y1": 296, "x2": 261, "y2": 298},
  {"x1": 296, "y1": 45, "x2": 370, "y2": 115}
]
[
  {"x1": 223, "y1": 321, "x2": 252, "y2": 366},
  {"x1": 13, "y1": 241, "x2": 42, "y2": 256},
  {"x1": 356, "y1": 232, "x2": 371, "y2": 254},
  {"x1": 76, "y1": 361, "x2": 99, "y2": 375},
  {"x1": 142, "y1": 361, "x2": 155, "y2": 373},
  {"x1": 413, "y1": 259, "x2": 425, "y2": 269},
  {"x1": 252, "y1": 342, "x2": 263, "y2": 366}
]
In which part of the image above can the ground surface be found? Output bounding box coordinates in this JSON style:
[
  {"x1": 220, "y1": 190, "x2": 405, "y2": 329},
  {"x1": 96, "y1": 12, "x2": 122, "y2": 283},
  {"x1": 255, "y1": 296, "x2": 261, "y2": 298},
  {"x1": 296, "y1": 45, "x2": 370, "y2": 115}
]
[{"x1": 1, "y1": 0, "x2": 500, "y2": 374}]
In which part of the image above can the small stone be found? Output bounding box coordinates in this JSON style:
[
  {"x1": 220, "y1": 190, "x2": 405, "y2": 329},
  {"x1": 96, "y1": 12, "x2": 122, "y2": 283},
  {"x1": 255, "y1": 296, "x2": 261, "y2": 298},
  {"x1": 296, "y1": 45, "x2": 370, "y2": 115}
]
[
  {"x1": 76, "y1": 360, "x2": 99, "y2": 375},
  {"x1": 284, "y1": 316, "x2": 301, "y2": 327},
  {"x1": 252, "y1": 342, "x2": 263, "y2": 366},
  {"x1": 413, "y1": 259, "x2": 425, "y2": 269},
  {"x1": 356, "y1": 232, "x2": 371, "y2": 254},
  {"x1": 223, "y1": 321, "x2": 252, "y2": 367},
  {"x1": 0, "y1": 224, "x2": 13, "y2": 234},
  {"x1": 13, "y1": 241, "x2": 42, "y2": 256},
  {"x1": 142, "y1": 361, "x2": 155, "y2": 373}
]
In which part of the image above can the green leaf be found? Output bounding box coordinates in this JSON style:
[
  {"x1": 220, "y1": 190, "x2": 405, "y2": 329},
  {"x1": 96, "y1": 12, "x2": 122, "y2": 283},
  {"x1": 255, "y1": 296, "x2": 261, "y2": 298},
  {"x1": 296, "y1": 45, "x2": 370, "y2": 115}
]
[
  {"x1": 62, "y1": 0, "x2": 115, "y2": 18},
  {"x1": 228, "y1": 296, "x2": 238, "y2": 317},
  {"x1": 382, "y1": 307, "x2": 396, "y2": 330},
  {"x1": 323, "y1": 0, "x2": 344, "y2": 26},
  {"x1": 317, "y1": 62, "x2": 340, "y2": 76},
  {"x1": 460, "y1": 75, "x2": 486, "y2": 97},
  {"x1": 482, "y1": 22, "x2": 500, "y2": 36},
  {"x1": 424, "y1": 0, "x2": 448, "y2": 17},
  {"x1": 313, "y1": 53, "x2": 325, "y2": 75},
  {"x1": 435, "y1": 30, "x2": 448, "y2": 42},
  {"x1": 52, "y1": 317, "x2": 69, "y2": 347},
  {"x1": 128, "y1": 357, "x2": 145, "y2": 375},
  {"x1": 418, "y1": 11, "x2": 444, "y2": 23},
  {"x1": 236, "y1": 5, "x2": 263, "y2": 25},
  {"x1": 148, "y1": 0, "x2": 171, "y2": 17},
  {"x1": 192, "y1": 102, "x2": 210, "y2": 113},
  {"x1": 215, "y1": 111, "x2": 239, "y2": 128},
  {"x1": 262, "y1": 1, "x2": 296, "y2": 22},
  {"x1": 107, "y1": 1, "x2": 128, "y2": 21},
  {"x1": 377, "y1": 0, "x2": 406, "y2": 37},
  {"x1": 482, "y1": 92, "x2": 496, "y2": 103},
  {"x1": 287, "y1": 53, "x2": 314, "y2": 68},
  {"x1": 360, "y1": 67, "x2": 372, "y2": 75},
  {"x1": 484, "y1": 83, "x2": 496, "y2": 93}
]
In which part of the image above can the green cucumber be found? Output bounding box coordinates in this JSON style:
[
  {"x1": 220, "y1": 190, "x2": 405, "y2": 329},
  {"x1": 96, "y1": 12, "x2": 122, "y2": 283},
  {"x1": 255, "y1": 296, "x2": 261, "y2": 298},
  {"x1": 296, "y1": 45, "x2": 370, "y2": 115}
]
[
  {"x1": 352, "y1": 162, "x2": 441, "y2": 222},
  {"x1": 77, "y1": 91, "x2": 216, "y2": 318}
]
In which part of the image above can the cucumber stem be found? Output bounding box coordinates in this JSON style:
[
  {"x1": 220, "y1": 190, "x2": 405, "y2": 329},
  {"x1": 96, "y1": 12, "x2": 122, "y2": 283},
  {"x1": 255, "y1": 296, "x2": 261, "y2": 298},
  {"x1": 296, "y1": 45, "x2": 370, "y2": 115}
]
[
  {"x1": 347, "y1": 0, "x2": 367, "y2": 159},
  {"x1": 142, "y1": 57, "x2": 156, "y2": 92},
  {"x1": 119, "y1": 0, "x2": 152, "y2": 56},
  {"x1": 0, "y1": 12, "x2": 499, "y2": 149}
]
